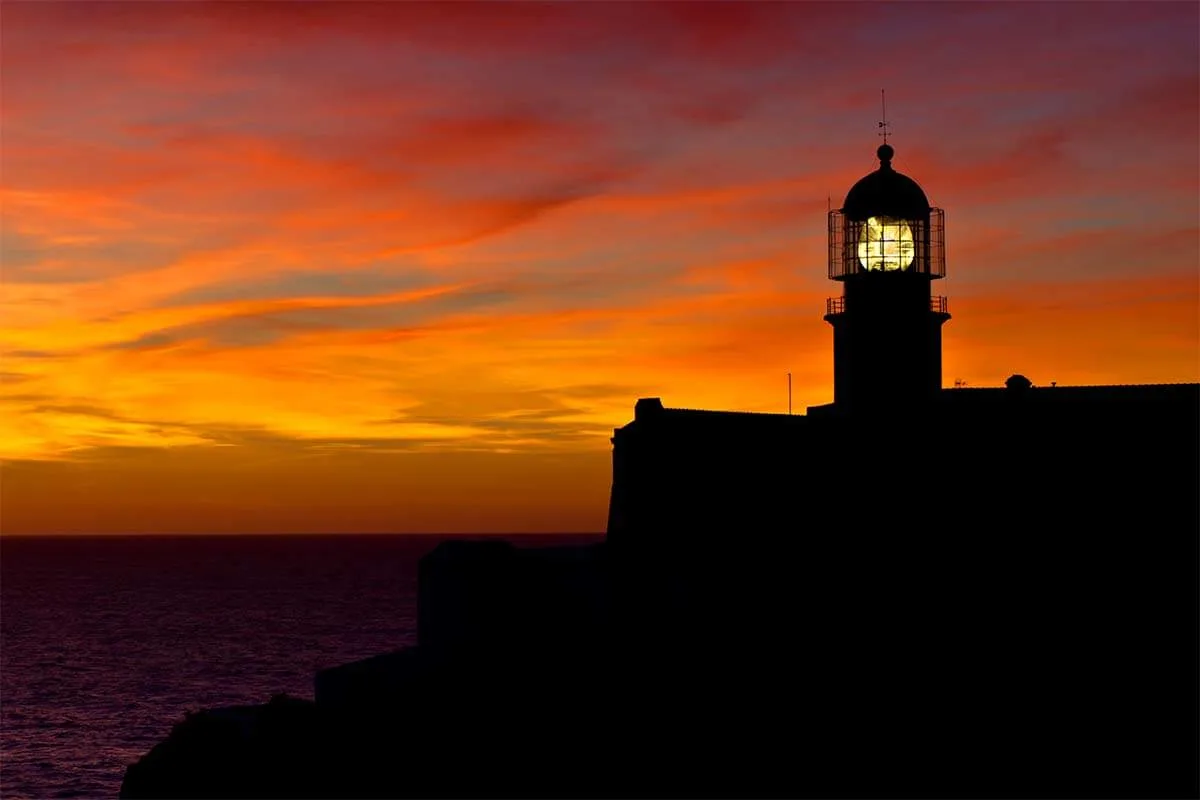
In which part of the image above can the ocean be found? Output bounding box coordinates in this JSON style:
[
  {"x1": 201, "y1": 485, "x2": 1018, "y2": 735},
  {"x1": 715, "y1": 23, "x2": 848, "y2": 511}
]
[{"x1": 0, "y1": 533, "x2": 602, "y2": 799}]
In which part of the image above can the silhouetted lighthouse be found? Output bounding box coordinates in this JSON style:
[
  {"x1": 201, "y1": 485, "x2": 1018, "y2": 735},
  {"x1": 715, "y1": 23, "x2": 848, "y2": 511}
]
[{"x1": 824, "y1": 142, "x2": 949, "y2": 410}]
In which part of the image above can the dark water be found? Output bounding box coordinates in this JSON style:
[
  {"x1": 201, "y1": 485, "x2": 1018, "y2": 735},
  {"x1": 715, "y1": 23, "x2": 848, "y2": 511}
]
[{"x1": 0, "y1": 533, "x2": 602, "y2": 799}]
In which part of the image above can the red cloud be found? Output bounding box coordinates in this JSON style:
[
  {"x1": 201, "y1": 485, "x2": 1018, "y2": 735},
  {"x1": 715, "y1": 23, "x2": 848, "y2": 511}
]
[{"x1": 2, "y1": 1, "x2": 1197, "y2": 531}]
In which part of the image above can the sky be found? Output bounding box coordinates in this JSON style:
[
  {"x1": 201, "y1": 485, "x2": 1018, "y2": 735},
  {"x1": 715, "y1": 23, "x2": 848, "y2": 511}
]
[{"x1": 2, "y1": 1, "x2": 1197, "y2": 535}]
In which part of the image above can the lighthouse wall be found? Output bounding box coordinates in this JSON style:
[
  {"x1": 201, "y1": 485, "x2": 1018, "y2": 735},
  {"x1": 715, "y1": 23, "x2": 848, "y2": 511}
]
[{"x1": 607, "y1": 383, "x2": 1199, "y2": 555}]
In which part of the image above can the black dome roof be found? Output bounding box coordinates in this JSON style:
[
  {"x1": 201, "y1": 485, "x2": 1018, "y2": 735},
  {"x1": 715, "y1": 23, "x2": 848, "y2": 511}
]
[{"x1": 842, "y1": 144, "x2": 930, "y2": 220}]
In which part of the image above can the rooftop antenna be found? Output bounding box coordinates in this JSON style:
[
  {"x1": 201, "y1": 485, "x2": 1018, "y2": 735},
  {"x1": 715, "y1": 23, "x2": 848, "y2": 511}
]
[
  {"x1": 787, "y1": 372, "x2": 793, "y2": 415},
  {"x1": 878, "y1": 88, "x2": 891, "y2": 144}
]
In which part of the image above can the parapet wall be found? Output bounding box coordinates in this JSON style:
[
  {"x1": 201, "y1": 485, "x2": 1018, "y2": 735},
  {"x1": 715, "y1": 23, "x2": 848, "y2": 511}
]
[{"x1": 609, "y1": 384, "x2": 1200, "y2": 549}]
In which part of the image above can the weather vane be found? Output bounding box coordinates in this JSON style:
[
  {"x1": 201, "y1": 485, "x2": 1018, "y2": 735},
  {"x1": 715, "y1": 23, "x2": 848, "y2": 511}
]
[{"x1": 878, "y1": 88, "x2": 891, "y2": 143}]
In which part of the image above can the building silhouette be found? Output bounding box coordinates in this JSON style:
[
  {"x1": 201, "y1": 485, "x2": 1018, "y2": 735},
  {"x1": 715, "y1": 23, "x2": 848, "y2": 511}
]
[
  {"x1": 605, "y1": 140, "x2": 1199, "y2": 797},
  {"x1": 122, "y1": 141, "x2": 1199, "y2": 799}
]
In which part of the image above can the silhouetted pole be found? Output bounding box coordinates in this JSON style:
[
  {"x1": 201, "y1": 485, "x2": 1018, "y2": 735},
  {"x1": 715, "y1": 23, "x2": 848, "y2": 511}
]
[
  {"x1": 788, "y1": 372, "x2": 793, "y2": 415},
  {"x1": 879, "y1": 88, "x2": 890, "y2": 143}
]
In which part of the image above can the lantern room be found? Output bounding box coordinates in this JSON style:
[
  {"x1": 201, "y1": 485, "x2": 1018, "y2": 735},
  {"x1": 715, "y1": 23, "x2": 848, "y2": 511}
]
[{"x1": 827, "y1": 144, "x2": 945, "y2": 280}]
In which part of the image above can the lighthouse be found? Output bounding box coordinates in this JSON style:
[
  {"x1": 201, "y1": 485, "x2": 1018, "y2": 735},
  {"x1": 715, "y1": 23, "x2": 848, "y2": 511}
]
[{"x1": 823, "y1": 142, "x2": 950, "y2": 411}]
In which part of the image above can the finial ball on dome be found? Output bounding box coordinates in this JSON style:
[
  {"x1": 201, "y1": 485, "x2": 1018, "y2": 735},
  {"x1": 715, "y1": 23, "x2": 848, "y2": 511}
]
[{"x1": 877, "y1": 143, "x2": 894, "y2": 164}]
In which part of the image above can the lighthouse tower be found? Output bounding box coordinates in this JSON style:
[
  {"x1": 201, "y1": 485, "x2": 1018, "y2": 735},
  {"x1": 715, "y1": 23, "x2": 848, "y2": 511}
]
[{"x1": 823, "y1": 142, "x2": 950, "y2": 411}]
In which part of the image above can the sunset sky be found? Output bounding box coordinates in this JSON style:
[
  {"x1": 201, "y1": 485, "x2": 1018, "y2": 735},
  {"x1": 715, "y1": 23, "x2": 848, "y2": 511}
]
[{"x1": 2, "y1": 1, "x2": 1197, "y2": 535}]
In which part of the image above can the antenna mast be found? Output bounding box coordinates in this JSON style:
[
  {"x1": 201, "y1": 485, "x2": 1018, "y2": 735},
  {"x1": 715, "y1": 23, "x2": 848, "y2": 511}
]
[{"x1": 878, "y1": 88, "x2": 891, "y2": 143}]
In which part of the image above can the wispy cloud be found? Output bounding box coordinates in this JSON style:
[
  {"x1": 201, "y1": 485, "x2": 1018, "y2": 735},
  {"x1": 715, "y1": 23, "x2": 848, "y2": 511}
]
[{"x1": 1, "y1": 1, "x2": 1196, "y2": 532}]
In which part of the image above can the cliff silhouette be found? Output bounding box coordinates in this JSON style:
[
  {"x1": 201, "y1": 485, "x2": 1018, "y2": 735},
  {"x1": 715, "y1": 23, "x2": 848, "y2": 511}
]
[{"x1": 120, "y1": 381, "x2": 1200, "y2": 799}]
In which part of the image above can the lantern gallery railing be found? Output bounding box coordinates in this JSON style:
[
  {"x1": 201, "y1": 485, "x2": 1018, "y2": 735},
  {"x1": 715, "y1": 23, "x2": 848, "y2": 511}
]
[
  {"x1": 828, "y1": 207, "x2": 946, "y2": 280},
  {"x1": 825, "y1": 295, "x2": 949, "y2": 316}
]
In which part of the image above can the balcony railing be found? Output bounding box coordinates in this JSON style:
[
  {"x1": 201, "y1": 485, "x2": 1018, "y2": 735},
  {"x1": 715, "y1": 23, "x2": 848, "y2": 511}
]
[{"x1": 824, "y1": 295, "x2": 949, "y2": 316}]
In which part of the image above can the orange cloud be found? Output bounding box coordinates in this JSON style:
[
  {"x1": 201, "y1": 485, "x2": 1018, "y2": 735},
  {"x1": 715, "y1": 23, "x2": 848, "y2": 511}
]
[{"x1": 2, "y1": 1, "x2": 1196, "y2": 533}]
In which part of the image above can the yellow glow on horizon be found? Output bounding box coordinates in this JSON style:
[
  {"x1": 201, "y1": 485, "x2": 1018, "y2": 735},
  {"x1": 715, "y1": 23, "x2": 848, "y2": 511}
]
[{"x1": 858, "y1": 216, "x2": 915, "y2": 272}]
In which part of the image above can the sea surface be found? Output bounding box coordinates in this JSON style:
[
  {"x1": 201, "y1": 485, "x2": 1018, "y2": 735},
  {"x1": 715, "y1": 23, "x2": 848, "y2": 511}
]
[{"x1": 0, "y1": 533, "x2": 602, "y2": 799}]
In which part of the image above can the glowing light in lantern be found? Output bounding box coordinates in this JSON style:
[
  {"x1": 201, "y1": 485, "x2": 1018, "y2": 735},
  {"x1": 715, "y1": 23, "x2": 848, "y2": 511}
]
[{"x1": 858, "y1": 216, "x2": 915, "y2": 271}]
